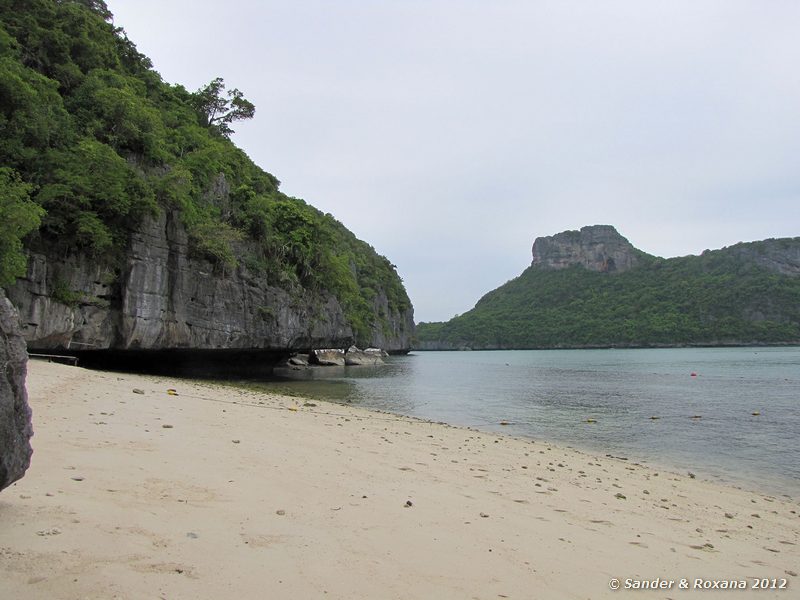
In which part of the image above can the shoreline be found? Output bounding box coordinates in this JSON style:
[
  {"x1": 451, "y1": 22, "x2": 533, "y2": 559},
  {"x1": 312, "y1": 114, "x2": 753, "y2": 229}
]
[
  {"x1": 252, "y1": 351, "x2": 800, "y2": 500},
  {"x1": 1, "y1": 360, "x2": 798, "y2": 599},
  {"x1": 411, "y1": 343, "x2": 800, "y2": 351},
  {"x1": 244, "y1": 378, "x2": 800, "y2": 501}
]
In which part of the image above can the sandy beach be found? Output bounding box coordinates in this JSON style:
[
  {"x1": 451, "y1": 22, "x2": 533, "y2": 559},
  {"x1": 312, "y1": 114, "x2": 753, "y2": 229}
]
[{"x1": 1, "y1": 360, "x2": 798, "y2": 599}]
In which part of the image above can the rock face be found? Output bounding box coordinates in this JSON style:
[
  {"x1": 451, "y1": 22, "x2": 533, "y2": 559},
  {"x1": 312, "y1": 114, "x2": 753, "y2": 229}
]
[
  {"x1": 717, "y1": 238, "x2": 800, "y2": 277},
  {"x1": 531, "y1": 225, "x2": 642, "y2": 273},
  {"x1": 7, "y1": 211, "x2": 414, "y2": 357},
  {"x1": 0, "y1": 291, "x2": 33, "y2": 492}
]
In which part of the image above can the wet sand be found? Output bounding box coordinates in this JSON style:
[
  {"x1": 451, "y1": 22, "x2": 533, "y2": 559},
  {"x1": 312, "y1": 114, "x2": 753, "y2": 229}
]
[{"x1": 1, "y1": 360, "x2": 798, "y2": 599}]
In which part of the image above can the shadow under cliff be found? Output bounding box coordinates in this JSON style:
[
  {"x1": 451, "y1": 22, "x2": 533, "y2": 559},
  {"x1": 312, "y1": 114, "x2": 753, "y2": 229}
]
[{"x1": 59, "y1": 348, "x2": 291, "y2": 379}]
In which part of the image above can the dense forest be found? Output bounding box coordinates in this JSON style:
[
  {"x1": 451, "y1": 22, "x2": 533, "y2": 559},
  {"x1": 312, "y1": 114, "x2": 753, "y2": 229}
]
[
  {"x1": 416, "y1": 239, "x2": 800, "y2": 349},
  {"x1": 0, "y1": 0, "x2": 410, "y2": 344}
]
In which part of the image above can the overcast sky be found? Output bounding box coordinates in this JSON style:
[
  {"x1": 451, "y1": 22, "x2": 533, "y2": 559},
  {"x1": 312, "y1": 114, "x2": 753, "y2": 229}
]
[{"x1": 108, "y1": 1, "x2": 800, "y2": 322}]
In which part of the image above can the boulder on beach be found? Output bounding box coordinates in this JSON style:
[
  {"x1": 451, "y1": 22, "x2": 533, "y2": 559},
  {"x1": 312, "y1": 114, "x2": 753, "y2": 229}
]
[
  {"x1": 287, "y1": 353, "x2": 310, "y2": 367},
  {"x1": 345, "y1": 346, "x2": 385, "y2": 366},
  {"x1": 310, "y1": 348, "x2": 346, "y2": 367},
  {"x1": 0, "y1": 292, "x2": 33, "y2": 492}
]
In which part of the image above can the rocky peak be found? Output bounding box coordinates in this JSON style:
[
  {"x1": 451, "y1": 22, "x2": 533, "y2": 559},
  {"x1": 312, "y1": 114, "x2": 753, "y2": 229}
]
[{"x1": 531, "y1": 225, "x2": 641, "y2": 273}]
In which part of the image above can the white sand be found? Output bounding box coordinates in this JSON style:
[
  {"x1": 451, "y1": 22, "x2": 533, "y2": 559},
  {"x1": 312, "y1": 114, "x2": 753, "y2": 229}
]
[{"x1": 1, "y1": 360, "x2": 798, "y2": 599}]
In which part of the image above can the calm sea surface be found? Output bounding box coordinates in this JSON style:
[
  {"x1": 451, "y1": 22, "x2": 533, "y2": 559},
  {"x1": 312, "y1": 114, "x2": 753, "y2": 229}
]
[{"x1": 248, "y1": 347, "x2": 800, "y2": 496}]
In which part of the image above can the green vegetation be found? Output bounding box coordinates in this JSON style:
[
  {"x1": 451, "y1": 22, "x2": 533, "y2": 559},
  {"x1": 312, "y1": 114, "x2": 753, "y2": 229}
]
[
  {"x1": 416, "y1": 241, "x2": 800, "y2": 348},
  {"x1": 191, "y1": 77, "x2": 255, "y2": 138},
  {"x1": 0, "y1": 168, "x2": 44, "y2": 286},
  {"x1": 0, "y1": 0, "x2": 410, "y2": 344}
]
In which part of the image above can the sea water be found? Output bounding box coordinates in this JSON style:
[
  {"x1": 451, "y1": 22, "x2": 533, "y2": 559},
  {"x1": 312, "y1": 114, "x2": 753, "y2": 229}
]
[{"x1": 251, "y1": 347, "x2": 800, "y2": 496}]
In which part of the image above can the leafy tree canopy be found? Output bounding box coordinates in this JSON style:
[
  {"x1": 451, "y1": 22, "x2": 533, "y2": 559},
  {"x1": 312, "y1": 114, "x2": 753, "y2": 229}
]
[
  {"x1": 0, "y1": 168, "x2": 44, "y2": 287},
  {"x1": 191, "y1": 77, "x2": 255, "y2": 138},
  {"x1": 0, "y1": 0, "x2": 410, "y2": 345}
]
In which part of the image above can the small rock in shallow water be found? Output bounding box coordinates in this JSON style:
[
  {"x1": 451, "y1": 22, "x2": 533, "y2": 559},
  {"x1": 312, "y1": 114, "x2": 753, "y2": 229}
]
[
  {"x1": 404, "y1": 500, "x2": 413, "y2": 508},
  {"x1": 132, "y1": 389, "x2": 145, "y2": 395},
  {"x1": 615, "y1": 493, "x2": 627, "y2": 500},
  {"x1": 276, "y1": 509, "x2": 286, "y2": 516}
]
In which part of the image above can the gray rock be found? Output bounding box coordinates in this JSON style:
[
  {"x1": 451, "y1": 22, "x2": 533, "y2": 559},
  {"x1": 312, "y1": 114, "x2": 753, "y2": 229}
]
[
  {"x1": 310, "y1": 348, "x2": 346, "y2": 366},
  {"x1": 287, "y1": 353, "x2": 310, "y2": 366},
  {"x1": 8, "y1": 210, "x2": 414, "y2": 354},
  {"x1": 364, "y1": 347, "x2": 389, "y2": 357},
  {"x1": 344, "y1": 346, "x2": 384, "y2": 366},
  {"x1": 531, "y1": 225, "x2": 642, "y2": 273},
  {"x1": 717, "y1": 237, "x2": 800, "y2": 276},
  {"x1": 0, "y1": 292, "x2": 33, "y2": 492}
]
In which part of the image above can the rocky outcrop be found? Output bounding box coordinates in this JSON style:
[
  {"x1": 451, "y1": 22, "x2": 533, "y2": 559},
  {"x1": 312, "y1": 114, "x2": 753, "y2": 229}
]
[
  {"x1": 416, "y1": 226, "x2": 800, "y2": 351},
  {"x1": 310, "y1": 348, "x2": 346, "y2": 366},
  {"x1": 279, "y1": 346, "x2": 385, "y2": 370},
  {"x1": 531, "y1": 225, "x2": 643, "y2": 273},
  {"x1": 287, "y1": 353, "x2": 310, "y2": 367},
  {"x1": 344, "y1": 346, "x2": 385, "y2": 366},
  {"x1": 0, "y1": 291, "x2": 33, "y2": 492},
  {"x1": 716, "y1": 238, "x2": 800, "y2": 277},
  {"x1": 7, "y1": 211, "x2": 414, "y2": 358}
]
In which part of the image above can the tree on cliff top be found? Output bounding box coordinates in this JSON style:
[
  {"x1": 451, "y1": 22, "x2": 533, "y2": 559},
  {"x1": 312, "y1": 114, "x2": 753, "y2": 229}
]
[
  {"x1": 0, "y1": 0, "x2": 411, "y2": 345},
  {"x1": 191, "y1": 77, "x2": 255, "y2": 138}
]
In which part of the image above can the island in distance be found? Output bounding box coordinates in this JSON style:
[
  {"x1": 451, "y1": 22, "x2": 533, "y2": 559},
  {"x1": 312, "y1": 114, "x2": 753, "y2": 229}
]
[{"x1": 415, "y1": 225, "x2": 800, "y2": 350}]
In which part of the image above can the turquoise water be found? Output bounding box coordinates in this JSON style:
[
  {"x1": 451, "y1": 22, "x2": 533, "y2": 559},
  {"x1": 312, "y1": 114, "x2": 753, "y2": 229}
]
[{"x1": 254, "y1": 347, "x2": 800, "y2": 496}]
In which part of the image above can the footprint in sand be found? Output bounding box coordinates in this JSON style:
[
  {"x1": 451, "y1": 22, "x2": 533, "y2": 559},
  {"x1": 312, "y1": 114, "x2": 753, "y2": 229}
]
[
  {"x1": 241, "y1": 533, "x2": 289, "y2": 548},
  {"x1": 133, "y1": 562, "x2": 198, "y2": 578}
]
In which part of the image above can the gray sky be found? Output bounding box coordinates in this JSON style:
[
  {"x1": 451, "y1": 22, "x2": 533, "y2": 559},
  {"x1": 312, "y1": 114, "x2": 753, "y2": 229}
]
[{"x1": 108, "y1": 1, "x2": 800, "y2": 322}]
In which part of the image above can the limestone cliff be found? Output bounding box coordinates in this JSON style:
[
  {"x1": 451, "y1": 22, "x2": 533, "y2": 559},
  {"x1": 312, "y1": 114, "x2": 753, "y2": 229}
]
[
  {"x1": 0, "y1": 291, "x2": 33, "y2": 492},
  {"x1": 531, "y1": 225, "x2": 645, "y2": 273},
  {"x1": 713, "y1": 238, "x2": 800, "y2": 277},
  {"x1": 7, "y1": 211, "x2": 414, "y2": 359}
]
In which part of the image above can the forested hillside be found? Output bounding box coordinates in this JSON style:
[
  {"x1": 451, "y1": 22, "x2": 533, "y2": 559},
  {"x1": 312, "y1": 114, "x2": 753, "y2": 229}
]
[
  {"x1": 416, "y1": 235, "x2": 800, "y2": 349},
  {"x1": 0, "y1": 0, "x2": 410, "y2": 346}
]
